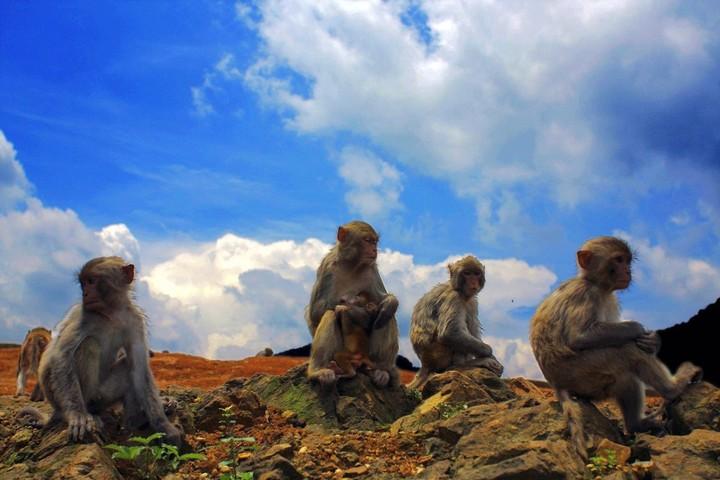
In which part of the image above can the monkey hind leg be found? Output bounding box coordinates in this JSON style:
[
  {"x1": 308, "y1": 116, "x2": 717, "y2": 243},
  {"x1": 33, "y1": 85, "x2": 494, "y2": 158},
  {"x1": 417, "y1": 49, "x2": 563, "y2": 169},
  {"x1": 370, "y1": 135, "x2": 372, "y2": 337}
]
[
  {"x1": 634, "y1": 355, "x2": 702, "y2": 401},
  {"x1": 30, "y1": 383, "x2": 45, "y2": 402},
  {"x1": 612, "y1": 376, "x2": 663, "y2": 434}
]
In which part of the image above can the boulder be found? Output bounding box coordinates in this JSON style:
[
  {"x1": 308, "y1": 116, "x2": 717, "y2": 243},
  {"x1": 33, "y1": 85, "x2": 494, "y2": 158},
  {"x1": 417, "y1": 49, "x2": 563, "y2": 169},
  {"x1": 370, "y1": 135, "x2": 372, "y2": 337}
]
[
  {"x1": 194, "y1": 381, "x2": 265, "y2": 432},
  {"x1": 639, "y1": 429, "x2": 720, "y2": 479},
  {"x1": 420, "y1": 397, "x2": 624, "y2": 480},
  {"x1": 392, "y1": 368, "x2": 517, "y2": 434},
  {"x1": 243, "y1": 364, "x2": 419, "y2": 429},
  {"x1": 667, "y1": 382, "x2": 720, "y2": 434}
]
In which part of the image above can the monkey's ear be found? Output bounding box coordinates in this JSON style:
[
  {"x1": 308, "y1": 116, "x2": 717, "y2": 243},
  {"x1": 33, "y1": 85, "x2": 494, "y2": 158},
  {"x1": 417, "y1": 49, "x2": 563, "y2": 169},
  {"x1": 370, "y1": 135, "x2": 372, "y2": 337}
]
[
  {"x1": 577, "y1": 250, "x2": 593, "y2": 270},
  {"x1": 122, "y1": 264, "x2": 135, "y2": 284},
  {"x1": 337, "y1": 226, "x2": 349, "y2": 243}
]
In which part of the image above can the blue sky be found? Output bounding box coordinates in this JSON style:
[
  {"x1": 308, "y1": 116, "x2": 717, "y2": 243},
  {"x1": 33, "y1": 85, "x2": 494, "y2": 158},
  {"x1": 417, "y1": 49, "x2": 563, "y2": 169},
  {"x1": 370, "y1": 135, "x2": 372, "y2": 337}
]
[{"x1": 1, "y1": 1, "x2": 718, "y2": 379}]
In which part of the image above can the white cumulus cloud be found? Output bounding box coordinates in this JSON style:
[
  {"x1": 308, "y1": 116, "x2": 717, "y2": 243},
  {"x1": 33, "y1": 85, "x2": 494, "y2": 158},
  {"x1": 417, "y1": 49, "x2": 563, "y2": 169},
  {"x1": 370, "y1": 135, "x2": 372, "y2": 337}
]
[
  {"x1": 0, "y1": 130, "x2": 33, "y2": 211},
  {"x1": 617, "y1": 231, "x2": 720, "y2": 302},
  {"x1": 338, "y1": 147, "x2": 403, "y2": 219}
]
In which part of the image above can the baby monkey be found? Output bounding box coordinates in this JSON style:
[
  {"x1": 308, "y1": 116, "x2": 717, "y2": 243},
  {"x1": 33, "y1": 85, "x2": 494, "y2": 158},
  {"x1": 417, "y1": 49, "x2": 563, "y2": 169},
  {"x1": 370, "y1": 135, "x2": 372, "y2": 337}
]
[{"x1": 331, "y1": 292, "x2": 378, "y2": 378}]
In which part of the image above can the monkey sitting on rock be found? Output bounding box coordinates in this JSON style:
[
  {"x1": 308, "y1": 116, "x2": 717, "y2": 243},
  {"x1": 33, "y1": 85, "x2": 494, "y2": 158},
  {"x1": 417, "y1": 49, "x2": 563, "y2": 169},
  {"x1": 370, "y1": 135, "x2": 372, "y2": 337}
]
[
  {"x1": 409, "y1": 255, "x2": 504, "y2": 390},
  {"x1": 530, "y1": 236, "x2": 701, "y2": 457},
  {"x1": 15, "y1": 327, "x2": 51, "y2": 401},
  {"x1": 19, "y1": 256, "x2": 181, "y2": 446},
  {"x1": 306, "y1": 221, "x2": 400, "y2": 388}
]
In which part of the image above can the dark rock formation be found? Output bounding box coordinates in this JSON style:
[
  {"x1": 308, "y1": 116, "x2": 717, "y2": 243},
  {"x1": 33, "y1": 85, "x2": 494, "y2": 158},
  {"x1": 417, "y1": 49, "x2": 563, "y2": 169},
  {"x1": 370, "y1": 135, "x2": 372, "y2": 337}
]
[{"x1": 658, "y1": 297, "x2": 720, "y2": 387}]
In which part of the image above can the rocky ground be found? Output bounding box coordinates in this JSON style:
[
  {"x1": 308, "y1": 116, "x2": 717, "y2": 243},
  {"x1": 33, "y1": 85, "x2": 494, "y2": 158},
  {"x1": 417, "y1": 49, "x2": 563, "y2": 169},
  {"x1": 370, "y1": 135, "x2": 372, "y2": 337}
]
[{"x1": 1, "y1": 345, "x2": 719, "y2": 479}]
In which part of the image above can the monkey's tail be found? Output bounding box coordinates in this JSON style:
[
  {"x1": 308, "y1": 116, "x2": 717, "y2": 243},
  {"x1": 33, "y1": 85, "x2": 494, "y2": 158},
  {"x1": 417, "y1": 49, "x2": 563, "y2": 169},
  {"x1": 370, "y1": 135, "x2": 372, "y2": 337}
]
[
  {"x1": 16, "y1": 406, "x2": 50, "y2": 428},
  {"x1": 557, "y1": 389, "x2": 587, "y2": 461}
]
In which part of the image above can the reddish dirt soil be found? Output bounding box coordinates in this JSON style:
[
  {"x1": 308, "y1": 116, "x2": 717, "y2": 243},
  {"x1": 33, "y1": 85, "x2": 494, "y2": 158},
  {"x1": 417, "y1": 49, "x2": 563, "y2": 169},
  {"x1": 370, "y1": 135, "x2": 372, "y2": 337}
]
[{"x1": 0, "y1": 346, "x2": 416, "y2": 395}]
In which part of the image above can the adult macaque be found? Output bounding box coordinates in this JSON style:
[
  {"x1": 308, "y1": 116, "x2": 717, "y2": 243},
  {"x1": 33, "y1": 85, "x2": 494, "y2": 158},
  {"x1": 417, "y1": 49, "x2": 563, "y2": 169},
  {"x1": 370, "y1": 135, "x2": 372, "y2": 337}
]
[
  {"x1": 409, "y1": 255, "x2": 503, "y2": 389},
  {"x1": 306, "y1": 221, "x2": 399, "y2": 387},
  {"x1": 15, "y1": 327, "x2": 51, "y2": 400},
  {"x1": 25, "y1": 257, "x2": 181, "y2": 445},
  {"x1": 530, "y1": 237, "x2": 701, "y2": 455},
  {"x1": 332, "y1": 292, "x2": 378, "y2": 378}
]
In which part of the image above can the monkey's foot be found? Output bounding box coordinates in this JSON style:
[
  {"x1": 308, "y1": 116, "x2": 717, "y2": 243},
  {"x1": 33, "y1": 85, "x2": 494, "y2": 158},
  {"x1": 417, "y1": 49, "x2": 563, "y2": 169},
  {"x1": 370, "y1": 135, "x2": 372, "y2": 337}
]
[
  {"x1": 67, "y1": 412, "x2": 102, "y2": 443},
  {"x1": 310, "y1": 367, "x2": 338, "y2": 386},
  {"x1": 370, "y1": 369, "x2": 390, "y2": 387},
  {"x1": 677, "y1": 362, "x2": 703, "y2": 385}
]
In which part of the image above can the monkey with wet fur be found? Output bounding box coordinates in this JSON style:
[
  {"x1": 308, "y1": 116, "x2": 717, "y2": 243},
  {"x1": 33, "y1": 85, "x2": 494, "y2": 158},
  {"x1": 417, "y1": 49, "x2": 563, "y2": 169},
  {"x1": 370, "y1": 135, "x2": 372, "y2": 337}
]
[
  {"x1": 307, "y1": 221, "x2": 400, "y2": 388},
  {"x1": 332, "y1": 292, "x2": 378, "y2": 378},
  {"x1": 15, "y1": 327, "x2": 51, "y2": 400},
  {"x1": 409, "y1": 256, "x2": 504, "y2": 390},
  {"x1": 20, "y1": 257, "x2": 181, "y2": 446},
  {"x1": 530, "y1": 236, "x2": 701, "y2": 456}
]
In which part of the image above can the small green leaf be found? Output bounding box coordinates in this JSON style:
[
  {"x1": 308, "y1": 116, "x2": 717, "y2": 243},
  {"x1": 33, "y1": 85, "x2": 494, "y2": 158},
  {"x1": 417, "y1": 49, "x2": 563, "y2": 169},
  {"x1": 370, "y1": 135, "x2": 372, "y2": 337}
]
[
  {"x1": 130, "y1": 432, "x2": 165, "y2": 445},
  {"x1": 178, "y1": 453, "x2": 206, "y2": 461}
]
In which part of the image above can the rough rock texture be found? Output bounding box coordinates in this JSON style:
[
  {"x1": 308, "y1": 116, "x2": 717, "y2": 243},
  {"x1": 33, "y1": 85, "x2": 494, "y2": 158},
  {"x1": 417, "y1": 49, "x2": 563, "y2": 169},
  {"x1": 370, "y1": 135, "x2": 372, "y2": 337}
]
[
  {"x1": 2, "y1": 368, "x2": 720, "y2": 479},
  {"x1": 638, "y1": 429, "x2": 720, "y2": 479},
  {"x1": 1, "y1": 428, "x2": 123, "y2": 480},
  {"x1": 667, "y1": 382, "x2": 720, "y2": 434},
  {"x1": 243, "y1": 364, "x2": 420, "y2": 430},
  {"x1": 193, "y1": 379, "x2": 266, "y2": 431}
]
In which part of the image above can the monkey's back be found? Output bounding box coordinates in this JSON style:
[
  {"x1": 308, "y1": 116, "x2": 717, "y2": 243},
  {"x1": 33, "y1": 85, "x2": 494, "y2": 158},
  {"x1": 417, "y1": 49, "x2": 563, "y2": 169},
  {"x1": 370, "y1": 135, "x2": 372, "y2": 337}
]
[
  {"x1": 530, "y1": 279, "x2": 591, "y2": 372},
  {"x1": 411, "y1": 282, "x2": 477, "y2": 347}
]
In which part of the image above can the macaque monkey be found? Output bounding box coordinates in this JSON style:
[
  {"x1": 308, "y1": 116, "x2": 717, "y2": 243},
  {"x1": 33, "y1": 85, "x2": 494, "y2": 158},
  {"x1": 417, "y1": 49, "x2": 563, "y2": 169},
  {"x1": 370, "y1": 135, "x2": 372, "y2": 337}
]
[
  {"x1": 409, "y1": 256, "x2": 503, "y2": 390},
  {"x1": 23, "y1": 257, "x2": 181, "y2": 446},
  {"x1": 332, "y1": 292, "x2": 378, "y2": 378},
  {"x1": 530, "y1": 237, "x2": 701, "y2": 456},
  {"x1": 15, "y1": 327, "x2": 51, "y2": 400},
  {"x1": 306, "y1": 221, "x2": 400, "y2": 388}
]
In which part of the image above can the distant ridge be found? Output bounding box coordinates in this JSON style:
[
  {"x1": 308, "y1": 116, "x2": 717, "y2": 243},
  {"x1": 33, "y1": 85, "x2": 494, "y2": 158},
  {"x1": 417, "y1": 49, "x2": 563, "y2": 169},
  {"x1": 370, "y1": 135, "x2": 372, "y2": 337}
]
[
  {"x1": 658, "y1": 297, "x2": 720, "y2": 387},
  {"x1": 275, "y1": 343, "x2": 419, "y2": 372}
]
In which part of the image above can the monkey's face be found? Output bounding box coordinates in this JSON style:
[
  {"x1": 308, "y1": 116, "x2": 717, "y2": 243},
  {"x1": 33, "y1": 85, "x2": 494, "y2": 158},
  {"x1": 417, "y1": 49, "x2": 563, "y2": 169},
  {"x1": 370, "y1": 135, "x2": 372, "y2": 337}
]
[
  {"x1": 460, "y1": 269, "x2": 485, "y2": 298},
  {"x1": 608, "y1": 252, "x2": 632, "y2": 290},
  {"x1": 360, "y1": 235, "x2": 378, "y2": 263},
  {"x1": 80, "y1": 274, "x2": 108, "y2": 313}
]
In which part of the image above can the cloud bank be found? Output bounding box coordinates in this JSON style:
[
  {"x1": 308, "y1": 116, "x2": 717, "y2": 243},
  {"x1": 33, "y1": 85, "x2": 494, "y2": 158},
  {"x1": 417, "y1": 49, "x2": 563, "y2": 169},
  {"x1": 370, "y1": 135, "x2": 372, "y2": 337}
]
[{"x1": 241, "y1": 0, "x2": 720, "y2": 239}]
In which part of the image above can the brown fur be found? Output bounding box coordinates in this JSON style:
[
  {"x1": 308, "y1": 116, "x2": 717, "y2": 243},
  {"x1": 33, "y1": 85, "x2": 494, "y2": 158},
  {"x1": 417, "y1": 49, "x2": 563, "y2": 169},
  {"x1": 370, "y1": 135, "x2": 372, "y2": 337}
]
[
  {"x1": 530, "y1": 236, "x2": 701, "y2": 458},
  {"x1": 25, "y1": 256, "x2": 181, "y2": 445},
  {"x1": 332, "y1": 293, "x2": 378, "y2": 377},
  {"x1": 409, "y1": 256, "x2": 503, "y2": 389},
  {"x1": 15, "y1": 327, "x2": 51, "y2": 400},
  {"x1": 306, "y1": 221, "x2": 399, "y2": 388}
]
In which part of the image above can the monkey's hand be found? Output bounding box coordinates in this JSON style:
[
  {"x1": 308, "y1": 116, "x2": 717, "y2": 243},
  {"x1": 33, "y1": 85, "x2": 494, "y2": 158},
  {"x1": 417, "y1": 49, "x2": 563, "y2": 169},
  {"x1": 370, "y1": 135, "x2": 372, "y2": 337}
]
[
  {"x1": 67, "y1": 411, "x2": 99, "y2": 442},
  {"x1": 370, "y1": 369, "x2": 390, "y2": 388},
  {"x1": 635, "y1": 331, "x2": 661, "y2": 354},
  {"x1": 373, "y1": 294, "x2": 399, "y2": 330},
  {"x1": 313, "y1": 367, "x2": 338, "y2": 385},
  {"x1": 160, "y1": 421, "x2": 183, "y2": 447}
]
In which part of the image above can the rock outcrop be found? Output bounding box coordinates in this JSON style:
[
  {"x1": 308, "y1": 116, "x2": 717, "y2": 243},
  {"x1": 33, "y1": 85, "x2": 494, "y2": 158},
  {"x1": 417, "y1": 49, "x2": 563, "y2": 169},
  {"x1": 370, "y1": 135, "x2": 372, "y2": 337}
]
[{"x1": 2, "y1": 366, "x2": 719, "y2": 479}]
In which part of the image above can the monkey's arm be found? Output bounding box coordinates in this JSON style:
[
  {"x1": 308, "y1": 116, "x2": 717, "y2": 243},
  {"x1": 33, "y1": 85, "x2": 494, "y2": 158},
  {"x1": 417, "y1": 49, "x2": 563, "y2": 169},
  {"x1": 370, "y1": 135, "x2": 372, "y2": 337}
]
[
  {"x1": 437, "y1": 304, "x2": 493, "y2": 357},
  {"x1": 567, "y1": 320, "x2": 646, "y2": 351},
  {"x1": 307, "y1": 270, "x2": 334, "y2": 336},
  {"x1": 373, "y1": 293, "x2": 398, "y2": 330}
]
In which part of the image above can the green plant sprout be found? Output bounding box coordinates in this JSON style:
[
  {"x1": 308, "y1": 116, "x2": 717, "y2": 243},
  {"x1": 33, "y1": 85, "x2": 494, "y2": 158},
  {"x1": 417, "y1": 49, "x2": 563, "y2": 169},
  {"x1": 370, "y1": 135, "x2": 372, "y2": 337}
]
[
  {"x1": 217, "y1": 405, "x2": 257, "y2": 480},
  {"x1": 105, "y1": 432, "x2": 205, "y2": 480}
]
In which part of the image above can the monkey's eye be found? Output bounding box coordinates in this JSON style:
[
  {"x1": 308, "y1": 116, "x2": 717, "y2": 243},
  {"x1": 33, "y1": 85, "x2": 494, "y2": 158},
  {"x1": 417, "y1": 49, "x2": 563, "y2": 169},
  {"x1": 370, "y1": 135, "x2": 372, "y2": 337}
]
[{"x1": 364, "y1": 237, "x2": 377, "y2": 245}]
